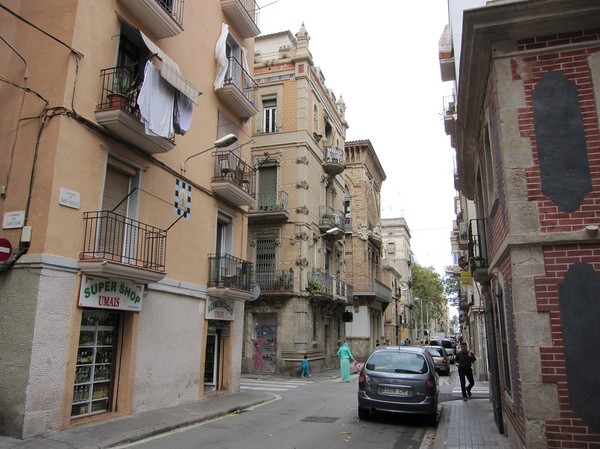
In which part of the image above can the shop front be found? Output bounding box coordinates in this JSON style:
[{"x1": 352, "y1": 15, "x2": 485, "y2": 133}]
[
  {"x1": 204, "y1": 297, "x2": 234, "y2": 393},
  {"x1": 70, "y1": 274, "x2": 143, "y2": 420}
]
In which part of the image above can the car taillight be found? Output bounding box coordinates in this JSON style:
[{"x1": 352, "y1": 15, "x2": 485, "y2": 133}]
[
  {"x1": 443, "y1": 357, "x2": 447, "y2": 364},
  {"x1": 358, "y1": 370, "x2": 366, "y2": 390},
  {"x1": 425, "y1": 375, "x2": 436, "y2": 395}
]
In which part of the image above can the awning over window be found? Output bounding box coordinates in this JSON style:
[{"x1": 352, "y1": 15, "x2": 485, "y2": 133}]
[{"x1": 139, "y1": 31, "x2": 200, "y2": 104}]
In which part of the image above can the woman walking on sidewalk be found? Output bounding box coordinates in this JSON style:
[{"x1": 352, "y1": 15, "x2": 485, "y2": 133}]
[
  {"x1": 336, "y1": 341, "x2": 355, "y2": 382},
  {"x1": 455, "y1": 342, "x2": 476, "y2": 400}
]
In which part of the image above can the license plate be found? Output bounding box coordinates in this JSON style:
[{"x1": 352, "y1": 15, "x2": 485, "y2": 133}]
[{"x1": 380, "y1": 387, "x2": 409, "y2": 396}]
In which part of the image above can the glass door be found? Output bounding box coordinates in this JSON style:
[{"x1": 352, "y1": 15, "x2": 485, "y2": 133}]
[{"x1": 71, "y1": 310, "x2": 119, "y2": 418}]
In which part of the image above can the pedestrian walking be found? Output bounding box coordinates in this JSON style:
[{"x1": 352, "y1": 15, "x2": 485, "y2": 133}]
[
  {"x1": 301, "y1": 355, "x2": 311, "y2": 378},
  {"x1": 455, "y1": 342, "x2": 476, "y2": 400},
  {"x1": 336, "y1": 341, "x2": 355, "y2": 382}
]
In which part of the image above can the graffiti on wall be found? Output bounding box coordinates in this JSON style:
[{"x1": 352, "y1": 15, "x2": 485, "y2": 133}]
[{"x1": 253, "y1": 314, "x2": 277, "y2": 373}]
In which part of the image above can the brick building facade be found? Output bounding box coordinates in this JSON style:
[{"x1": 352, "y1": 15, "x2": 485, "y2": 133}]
[{"x1": 451, "y1": 1, "x2": 600, "y2": 447}]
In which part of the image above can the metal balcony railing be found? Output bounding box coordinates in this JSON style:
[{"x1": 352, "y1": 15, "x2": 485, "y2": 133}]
[
  {"x1": 238, "y1": 0, "x2": 260, "y2": 27},
  {"x1": 307, "y1": 271, "x2": 353, "y2": 302},
  {"x1": 81, "y1": 211, "x2": 167, "y2": 271},
  {"x1": 250, "y1": 191, "x2": 288, "y2": 213},
  {"x1": 319, "y1": 206, "x2": 345, "y2": 230},
  {"x1": 468, "y1": 218, "x2": 488, "y2": 272},
  {"x1": 443, "y1": 94, "x2": 456, "y2": 116},
  {"x1": 257, "y1": 270, "x2": 293, "y2": 292},
  {"x1": 156, "y1": 0, "x2": 184, "y2": 25},
  {"x1": 208, "y1": 253, "x2": 254, "y2": 292},
  {"x1": 213, "y1": 150, "x2": 256, "y2": 197},
  {"x1": 324, "y1": 147, "x2": 345, "y2": 164},
  {"x1": 97, "y1": 66, "x2": 141, "y2": 117},
  {"x1": 224, "y1": 56, "x2": 258, "y2": 106}
]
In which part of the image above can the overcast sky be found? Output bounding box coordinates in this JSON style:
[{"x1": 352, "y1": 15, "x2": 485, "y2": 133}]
[{"x1": 258, "y1": 0, "x2": 456, "y2": 276}]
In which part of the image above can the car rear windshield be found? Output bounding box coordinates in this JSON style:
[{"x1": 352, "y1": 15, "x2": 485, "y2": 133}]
[
  {"x1": 365, "y1": 352, "x2": 428, "y2": 374},
  {"x1": 426, "y1": 347, "x2": 443, "y2": 357}
]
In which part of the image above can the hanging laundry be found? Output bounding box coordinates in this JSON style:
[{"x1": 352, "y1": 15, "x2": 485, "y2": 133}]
[
  {"x1": 137, "y1": 60, "x2": 175, "y2": 138},
  {"x1": 173, "y1": 91, "x2": 193, "y2": 135}
]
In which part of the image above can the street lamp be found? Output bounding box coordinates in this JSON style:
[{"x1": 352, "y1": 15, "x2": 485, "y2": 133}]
[
  {"x1": 180, "y1": 133, "x2": 238, "y2": 174},
  {"x1": 313, "y1": 227, "x2": 340, "y2": 241}
]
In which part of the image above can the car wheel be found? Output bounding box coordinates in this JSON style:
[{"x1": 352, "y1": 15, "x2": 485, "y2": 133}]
[{"x1": 358, "y1": 407, "x2": 371, "y2": 420}]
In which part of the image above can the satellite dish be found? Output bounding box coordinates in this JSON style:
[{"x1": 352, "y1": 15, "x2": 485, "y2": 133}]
[{"x1": 248, "y1": 283, "x2": 261, "y2": 301}]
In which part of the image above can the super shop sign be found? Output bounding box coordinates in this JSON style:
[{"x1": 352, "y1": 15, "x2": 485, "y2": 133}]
[{"x1": 79, "y1": 275, "x2": 144, "y2": 312}]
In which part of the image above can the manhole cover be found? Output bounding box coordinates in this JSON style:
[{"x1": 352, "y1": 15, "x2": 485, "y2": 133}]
[{"x1": 301, "y1": 416, "x2": 339, "y2": 423}]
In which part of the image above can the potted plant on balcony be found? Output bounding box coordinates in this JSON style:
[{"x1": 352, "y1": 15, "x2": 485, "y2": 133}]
[{"x1": 107, "y1": 75, "x2": 138, "y2": 110}]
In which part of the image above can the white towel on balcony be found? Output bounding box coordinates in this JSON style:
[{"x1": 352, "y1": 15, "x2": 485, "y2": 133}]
[{"x1": 137, "y1": 61, "x2": 174, "y2": 138}]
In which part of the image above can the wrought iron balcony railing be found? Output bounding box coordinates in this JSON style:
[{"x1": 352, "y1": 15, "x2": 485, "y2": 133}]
[
  {"x1": 468, "y1": 218, "x2": 489, "y2": 275},
  {"x1": 208, "y1": 253, "x2": 254, "y2": 292},
  {"x1": 307, "y1": 271, "x2": 353, "y2": 302},
  {"x1": 156, "y1": 0, "x2": 184, "y2": 25},
  {"x1": 324, "y1": 147, "x2": 345, "y2": 164},
  {"x1": 80, "y1": 211, "x2": 167, "y2": 271},
  {"x1": 257, "y1": 270, "x2": 293, "y2": 292},
  {"x1": 97, "y1": 66, "x2": 141, "y2": 117},
  {"x1": 319, "y1": 206, "x2": 345, "y2": 230},
  {"x1": 213, "y1": 150, "x2": 256, "y2": 197},
  {"x1": 224, "y1": 55, "x2": 258, "y2": 106},
  {"x1": 250, "y1": 191, "x2": 288, "y2": 213}
]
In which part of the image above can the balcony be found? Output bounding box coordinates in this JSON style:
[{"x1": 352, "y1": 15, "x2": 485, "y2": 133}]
[
  {"x1": 439, "y1": 24, "x2": 455, "y2": 81},
  {"x1": 248, "y1": 191, "x2": 289, "y2": 223},
  {"x1": 457, "y1": 219, "x2": 469, "y2": 250},
  {"x1": 307, "y1": 271, "x2": 353, "y2": 304},
  {"x1": 257, "y1": 270, "x2": 294, "y2": 294},
  {"x1": 215, "y1": 56, "x2": 259, "y2": 119},
  {"x1": 79, "y1": 211, "x2": 167, "y2": 284},
  {"x1": 95, "y1": 66, "x2": 175, "y2": 154},
  {"x1": 211, "y1": 151, "x2": 256, "y2": 207},
  {"x1": 119, "y1": 0, "x2": 184, "y2": 38},
  {"x1": 353, "y1": 279, "x2": 392, "y2": 304},
  {"x1": 443, "y1": 94, "x2": 457, "y2": 136},
  {"x1": 468, "y1": 218, "x2": 489, "y2": 283},
  {"x1": 220, "y1": 0, "x2": 260, "y2": 38},
  {"x1": 322, "y1": 147, "x2": 345, "y2": 176},
  {"x1": 208, "y1": 253, "x2": 254, "y2": 301},
  {"x1": 319, "y1": 206, "x2": 345, "y2": 236}
]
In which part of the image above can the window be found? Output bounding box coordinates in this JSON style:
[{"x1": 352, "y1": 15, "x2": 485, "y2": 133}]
[
  {"x1": 257, "y1": 165, "x2": 277, "y2": 210},
  {"x1": 496, "y1": 287, "x2": 512, "y2": 396},
  {"x1": 255, "y1": 235, "x2": 276, "y2": 287},
  {"x1": 386, "y1": 242, "x2": 396, "y2": 255},
  {"x1": 216, "y1": 212, "x2": 233, "y2": 255},
  {"x1": 313, "y1": 105, "x2": 318, "y2": 133},
  {"x1": 483, "y1": 125, "x2": 497, "y2": 211},
  {"x1": 262, "y1": 98, "x2": 276, "y2": 133}
]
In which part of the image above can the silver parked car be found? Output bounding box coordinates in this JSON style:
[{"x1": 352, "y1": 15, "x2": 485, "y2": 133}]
[
  {"x1": 357, "y1": 346, "x2": 439, "y2": 424},
  {"x1": 424, "y1": 345, "x2": 451, "y2": 376}
]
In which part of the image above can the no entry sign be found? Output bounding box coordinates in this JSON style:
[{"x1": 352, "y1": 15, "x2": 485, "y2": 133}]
[{"x1": 0, "y1": 238, "x2": 12, "y2": 262}]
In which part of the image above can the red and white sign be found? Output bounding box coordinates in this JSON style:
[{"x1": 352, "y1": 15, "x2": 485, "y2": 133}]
[{"x1": 0, "y1": 238, "x2": 12, "y2": 262}]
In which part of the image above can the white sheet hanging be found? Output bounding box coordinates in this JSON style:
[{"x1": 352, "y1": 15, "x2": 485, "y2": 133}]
[
  {"x1": 137, "y1": 60, "x2": 175, "y2": 138},
  {"x1": 214, "y1": 23, "x2": 229, "y2": 90}
]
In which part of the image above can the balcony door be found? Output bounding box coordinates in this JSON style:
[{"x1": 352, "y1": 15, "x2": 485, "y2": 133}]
[
  {"x1": 257, "y1": 165, "x2": 276, "y2": 211},
  {"x1": 255, "y1": 236, "x2": 276, "y2": 290},
  {"x1": 98, "y1": 159, "x2": 138, "y2": 261}
]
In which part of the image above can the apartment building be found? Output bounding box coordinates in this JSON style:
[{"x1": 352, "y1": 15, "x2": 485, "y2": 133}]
[
  {"x1": 381, "y1": 217, "x2": 415, "y2": 345},
  {"x1": 244, "y1": 24, "x2": 353, "y2": 375},
  {"x1": 342, "y1": 140, "x2": 390, "y2": 360},
  {"x1": 0, "y1": 0, "x2": 259, "y2": 438},
  {"x1": 445, "y1": 0, "x2": 600, "y2": 447}
]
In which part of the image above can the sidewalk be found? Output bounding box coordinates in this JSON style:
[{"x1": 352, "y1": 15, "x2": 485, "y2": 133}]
[
  {"x1": 423, "y1": 380, "x2": 512, "y2": 449},
  {"x1": 0, "y1": 370, "x2": 510, "y2": 449}
]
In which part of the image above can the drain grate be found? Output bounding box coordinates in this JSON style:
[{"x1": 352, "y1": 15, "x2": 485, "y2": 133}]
[{"x1": 301, "y1": 416, "x2": 339, "y2": 423}]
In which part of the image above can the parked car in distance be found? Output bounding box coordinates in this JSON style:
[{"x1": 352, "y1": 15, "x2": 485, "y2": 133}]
[
  {"x1": 429, "y1": 339, "x2": 456, "y2": 364},
  {"x1": 357, "y1": 346, "x2": 439, "y2": 424},
  {"x1": 424, "y1": 346, "x2": 450, "y2": 376}
]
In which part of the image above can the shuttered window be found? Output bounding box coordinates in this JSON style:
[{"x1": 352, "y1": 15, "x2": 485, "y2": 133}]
[
  {"x1": 98, "y1": 162, "x2": 134, "y2": 257},
  {"x1": 258, "y1": 165, "x2": 277, "y2": 210},
  {"x1": 255, "y1": 236, "x2": 276, "y2": 286}
]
